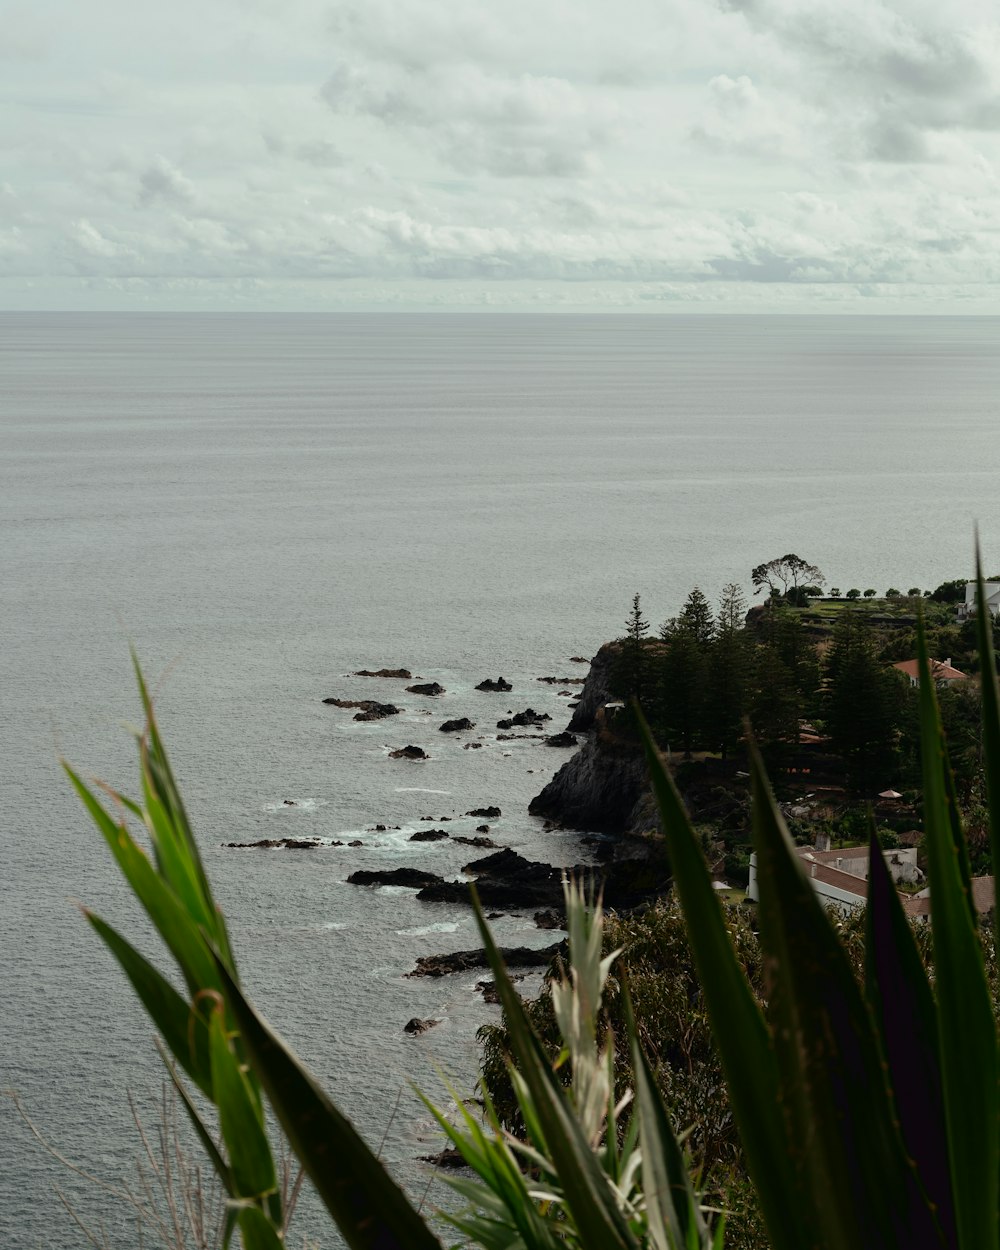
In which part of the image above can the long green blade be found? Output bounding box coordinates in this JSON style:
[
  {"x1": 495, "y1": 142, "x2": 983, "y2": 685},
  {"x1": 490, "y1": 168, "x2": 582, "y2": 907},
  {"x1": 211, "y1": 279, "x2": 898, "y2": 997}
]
[
  {"x1": 750, "y1": 742, "x2": 944, "y2": 1249},
  {"x1": 209, "y1": 1007, "x2": 279, "y2": 1212},
  {"x1": 65, "y1": 763, "x2": 221, "y2": 997},
  {"x1": 917, "y1": 619, "x2": 999, "y2": 1249},
  {"x1": 85, "y1": 910, "x2": 212, "y2": 1098},
  {"x1": 470, "y1": 893, "x2": 639, "y2": 1250},
  {"x1": 973, "y1": 549, "x2": 1000, "y2": 935},
  {"x1": 210, "y1": 955, "x2": 443, "y2": 1250},
  {"x1": 636, "y1": 711, "x2": 809, "y2": 1250},
  {"x1": 864, "y1": 828, "x2": 956, "y2": 1248},
  {"x1": 623, "y1": 981, "x2": 707, "y2": 1250}
]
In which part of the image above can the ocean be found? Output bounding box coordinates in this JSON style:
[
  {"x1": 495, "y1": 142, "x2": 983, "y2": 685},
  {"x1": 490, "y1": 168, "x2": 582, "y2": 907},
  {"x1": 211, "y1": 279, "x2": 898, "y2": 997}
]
[{"x1": 3, "y1": 311, "x2": 999, "y2": 1247}]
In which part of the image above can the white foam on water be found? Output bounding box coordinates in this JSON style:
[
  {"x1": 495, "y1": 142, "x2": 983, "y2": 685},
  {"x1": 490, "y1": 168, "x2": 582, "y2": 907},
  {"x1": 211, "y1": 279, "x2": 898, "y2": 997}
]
[
  {"x1": 395, "y1": 921, "x2": 461, "y2": 937},
  {"x1": 262, "y1": 798, "x2": 323, "y2": 812}
]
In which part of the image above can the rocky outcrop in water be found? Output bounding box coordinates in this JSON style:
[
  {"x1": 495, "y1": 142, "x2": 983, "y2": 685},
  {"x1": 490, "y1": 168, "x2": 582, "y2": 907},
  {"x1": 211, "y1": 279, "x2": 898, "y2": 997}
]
[
  {"x1": 407, "y1": 682, "x2": 445, "y2": 696},
  {"x1": 347, "y1": 867, "x2": 442, "y2": 888},
  {"x1": 528, "y1": 732, "x2": 648, "y2": 833},
  {"x1": 390, "y1": 745, "x2": 428, "y2": 760},
  {"x1": 321, "y1": 698, "x2": 402, "y2": 720},
  {"x1": 467, "y1": 806, "x2": 501, "y2": 819},
  {"x1": 545, "y1": 731, "x2": 578, "y2": 748},
  {"x1": 355, "y1": 668, "x2": 412, "y2": 679},
  {"x1": 440, "y1": 717, "x2": 475, "y2": 733},
  {"x1": 404, "y1": 1017, "x2": 440, "y2": 1035},
  {"x1": 226, "y1": 837, "x2": 328, "y2": 849},
  {"x1": 476, "y1": 677, "x2": 512, "y2": 692},
  {"x1": 497, "y1": 708, "x2": 550, "y2": 729},
  {"x1": 565, "y1": 643, "x2": 618, "y2": 732},
  {"x1": 407, "y1": 942, "x2": 564, "y2": 978},
  {"x1": 409, "y1": 828, "x2": 450, "y2": 842}
]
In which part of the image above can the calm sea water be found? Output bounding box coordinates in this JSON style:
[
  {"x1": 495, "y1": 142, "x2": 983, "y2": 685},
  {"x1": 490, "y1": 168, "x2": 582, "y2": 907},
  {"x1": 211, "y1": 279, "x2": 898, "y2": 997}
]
[{"x1": 3, "y1": 312, "x2": 999, "y2": 1247}]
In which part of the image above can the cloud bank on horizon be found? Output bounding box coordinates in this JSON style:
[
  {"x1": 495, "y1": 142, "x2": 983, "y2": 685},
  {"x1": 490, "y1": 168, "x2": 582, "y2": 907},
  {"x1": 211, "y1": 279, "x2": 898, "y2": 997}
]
[{"x1": 3, "y1": 0, "x2": 1000, "y2": 310}]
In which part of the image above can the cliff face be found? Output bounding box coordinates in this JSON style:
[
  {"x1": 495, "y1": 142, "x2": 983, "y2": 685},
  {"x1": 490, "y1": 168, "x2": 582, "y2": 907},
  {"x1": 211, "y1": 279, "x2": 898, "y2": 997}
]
[
  {"x1": 566, "y1": 642, "x2": 621, "y2": 733},
  {"x1": 528, "y1": 731, "x2": 649, "y2": 834}
]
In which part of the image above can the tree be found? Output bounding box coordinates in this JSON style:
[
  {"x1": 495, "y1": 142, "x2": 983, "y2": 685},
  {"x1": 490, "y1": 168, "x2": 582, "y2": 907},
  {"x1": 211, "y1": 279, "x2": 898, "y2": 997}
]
[
  {"x1": 863, "y1": 588, "x2": 876, "y2": 598},
  {"x1": 846, "y1": 588, "x2": 861, "y2": 600},
  {"x1": 829, "y1": 587, "x2": 841, "y2": 598},
  {"x1": 706, "y1": 582, "x2": 749, "y2": 758},
  {"x1": 907, "y1": 587, "x2": 921, "y2": 597},
  {"x1": 886, "y1": 587, "x2": 901, "y2": 598},
  {"x1": 677, "y1": 585, "x2": 714, "y2": 645},
  {"x1": 615, "y1": 592, "x2": 650, "y2": 702},
  {"x1": 929, "y1": 577, "x2": 968, "y2": 603},
  {"x1": 823, "y1": 612, "x2": 906, "y2": 793},
  {"x1": 751, "y1": 553, "x2": 824, "y2": 598},
  {"x1": 656, "y1": 592, "x2": 713, "y2": 756}
]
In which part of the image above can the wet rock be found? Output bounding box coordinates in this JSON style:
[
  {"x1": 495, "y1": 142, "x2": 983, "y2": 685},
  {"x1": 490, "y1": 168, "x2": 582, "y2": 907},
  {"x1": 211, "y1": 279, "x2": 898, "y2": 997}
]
[
  {"x1": 409, "y1": 828, "x2": 450, "y2": 842},
  {"x1": 570, "y1": 656, "x2": 590, "y2": 664},
  {"x1": 467, "y1": 806, "x2": 501, "y2": 819},
  {"x1": 440, "y1": 717, "x2": 475, "y2": 733},
  {"x1": 546, "y1": 732, "x2": 579, "y2": 748},
  {"x1": 225, "y1": 837, "x2": 323, "y2": 849},
  {"x1": 407, "y1": 682, "x2": 445, "y2": 696},
  {"x1": 529, "y1": 734, "x2": 648, "y2": 833},
  {"x1": 354, "y1": 668, "x2": 412, "y2": 679},
  {"x1": 463, "y1": 742, "x2": 483, "y2": 750},
  {"x1": 476, "y1": 824, "x2": 490, "y2": 833},
  {"x1": 389, "y1": 745, "x2": 428, "y2": 760},
  {"x1": 534, "y1": 909, "x2": 566, "y2": 930},
  {"x1": 347, "y1": 868, "x2": 443, "y2": 889},
  {"x1": 407, "y1": 943, "x2": 564, "y2": 978},
  {"x1": 322, "y1": 699, "x2": 401, "y2": 720},
  {"x1": 475, "y1": 677, "x2": 512, "y2": 692},
  {"x1": 535, "y1": 676, "x2": 585, "y2": 685},
  {"x1": 453, "y1": 835, "x2": 498, "y2": 849},
  {"x1": 354, "y1": 703, "x2": 402, "y2": 721},
  {"x1": 496, "y1": 732, "x2": 546, "y2": 741},
  {"x1": 420, "y1": 1148, "x2": 466, "y2": 1169},
  {"x1": 404, "y1": 1017, "x2": 440, "y2": 1035},
  {"x1": 282, "y1": 799, "x2": 297, "y2": 806},
  {"x1": 497, "y1": 708, "x2": 550, "y2": 730},
  {"x1": 476, "y1": 975, "x2": 524, "y2": 1004},
  {"x1": 348, "y1": 839, "x2": 364, "y2": 847}
]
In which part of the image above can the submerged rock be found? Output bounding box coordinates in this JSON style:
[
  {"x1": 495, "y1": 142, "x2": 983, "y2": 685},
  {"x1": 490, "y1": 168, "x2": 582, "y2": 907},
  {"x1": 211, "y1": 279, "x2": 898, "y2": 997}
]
[
  {"x1": 407, "y1": 682, "x2": 445, "y2": 696},
  {"x1": 354, "y1": 668, "x2": 412, "y2": 679},
  {"x1": 389, "y1": 745, "x2": 428, "y2": 760},
  {"x1": 409, "y1": 828, "x2": 450, "y2": 842},
  {"x1": 453, "y1": 835, "x2": 498, "y2": 849},
  {"x1": 354, "y1": 702, "x2": 402, "y2": 721},
  {"x1": 440, "y1": 717, "x2": 475, "y2": 733},
  {"x1": 225, "y1": 837, "x2": 325, "y2": 850},
  {"x1": 497, "y1": 708, "x2": 550, "y2": 730},
  {"x1": 467, "y1": 806, "x2": 501, "y2": 819}
]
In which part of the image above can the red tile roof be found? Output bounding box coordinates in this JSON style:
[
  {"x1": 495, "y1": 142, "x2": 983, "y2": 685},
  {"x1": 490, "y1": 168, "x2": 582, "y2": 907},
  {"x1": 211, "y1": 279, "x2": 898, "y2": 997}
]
[{"x1": 893, "y1": 659, "x2": 967, "y2": 682}]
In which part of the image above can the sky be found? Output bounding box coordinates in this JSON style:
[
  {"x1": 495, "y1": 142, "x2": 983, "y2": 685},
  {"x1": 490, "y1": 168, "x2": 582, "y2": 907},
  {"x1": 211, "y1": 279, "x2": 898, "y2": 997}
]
[{"x1": 4, "y1": 0, "x2": 1000, "y2": 311}]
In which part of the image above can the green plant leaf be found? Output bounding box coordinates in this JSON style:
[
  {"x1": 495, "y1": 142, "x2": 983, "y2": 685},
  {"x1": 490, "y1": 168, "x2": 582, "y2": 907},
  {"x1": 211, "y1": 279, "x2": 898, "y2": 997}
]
[
  {"x1": 635, "y1": 710, "x2": 808, "y2": 1250},
  {"x1": 622, "y1": 980, "x2": 707, "y2": 1250},
  {"x1": 864, "y1": 826, "x2": 956, "y2": 1248},
  {"x1": 470, "y1": 891, "x2": 639, "y2": 1250},
  {"x1": 210, "y1": 954, "x2": 443, "y2": 1250},
  {"x1": 66, "y1": 762, "x2": 222, "y2": 998},
  {"x1": 85, "y1": 909, "x2": 212, "y2": 1098},
  {"x1": 974, "y1": 548, "x2": 1000, "y2": 933},
  {"x1": 209, "y1": 1006, "x2": 279, "y2": 1216},
  {"x1": 157, "y1": 1039, "x2": 235, "y2": 1198},
  {"x1": 750, "y1": 740, "x2": 945, "y2": 1249},
  {"x1": 917, "y1": 618, "x2": 999, "y2": 1249},
  {"x1": 236, "y1": 1205, "x2": 285, "y2": 1250}
]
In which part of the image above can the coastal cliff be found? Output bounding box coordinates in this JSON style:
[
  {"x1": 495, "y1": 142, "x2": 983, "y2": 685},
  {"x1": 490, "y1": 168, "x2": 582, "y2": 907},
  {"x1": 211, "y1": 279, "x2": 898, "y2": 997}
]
[
  {"x1": 566, "y1": 641, "x2": 620, "y2": 732},
  {"x1": 528, "y1": 731, "x2": 649, "y2": 833}
]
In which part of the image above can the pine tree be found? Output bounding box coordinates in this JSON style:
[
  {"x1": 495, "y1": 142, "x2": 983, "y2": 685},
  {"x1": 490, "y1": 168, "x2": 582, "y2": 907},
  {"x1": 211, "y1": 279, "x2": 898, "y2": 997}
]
[
  {"x1": 707, "y1": 583, "x2": 748, "y2": 758},
  {"x1": 614, "y1": 592, "x2": 651, "y2": 704}
]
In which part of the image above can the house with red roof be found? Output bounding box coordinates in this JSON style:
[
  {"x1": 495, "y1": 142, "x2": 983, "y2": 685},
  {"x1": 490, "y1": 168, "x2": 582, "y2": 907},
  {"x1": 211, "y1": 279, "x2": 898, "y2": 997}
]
[{"x1": 892, "y1": 658, "x2": 967, "y2": 689}]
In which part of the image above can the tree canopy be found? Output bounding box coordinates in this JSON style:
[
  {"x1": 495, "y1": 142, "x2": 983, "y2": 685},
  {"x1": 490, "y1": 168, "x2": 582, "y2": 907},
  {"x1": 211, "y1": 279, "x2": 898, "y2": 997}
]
[{"x1": 751, "y1": 554, "x2": 824, "y2": 599}]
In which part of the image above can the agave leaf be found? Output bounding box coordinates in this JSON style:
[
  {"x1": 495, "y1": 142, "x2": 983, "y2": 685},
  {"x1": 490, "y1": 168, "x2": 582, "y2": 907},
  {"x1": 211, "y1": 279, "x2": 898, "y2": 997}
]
[
  {"x1": 750, "y1": 741, "x2": 946, "y2": 1249},
  {"x1": 236, "y1": 1206, "x2": 285, "y2": 1250},
  {"x1": 85, "y1": 910, "x2": 212, "y2": 1097},
  {"x1": 916, "y1": 620, "x2": 999, "y2": 1249},
  {"x1": 140, "y1": 769, "x2": 216, "y2": 935},
  {"x1": 131, "y1": 650, "x2": 236, "y2": 970},
  {"x1": 66, "y1": 763, "x2": 222, "y2": 998},
  {"x1": 622, "y1": 980, "x2": 707, "y2": 1250},
  {"x1": 210, "y1": 954, "x2": 443, "y2": 1250},
  {"x1": 864, "y1": 825, "x2": 956, "y2": 1248},
  {"x1": 209, "y1": 1006, "x2": 279, "y2": 1217},
  {"x1": 470, "y1": 891, "x2": 640, "y2": 1250},
  {"x1": 974, "y1": 549, "x2": 1000, "y2": 932},
  {"x1": 636, "y1": 711, "x2": 809, "y2": 1250}
]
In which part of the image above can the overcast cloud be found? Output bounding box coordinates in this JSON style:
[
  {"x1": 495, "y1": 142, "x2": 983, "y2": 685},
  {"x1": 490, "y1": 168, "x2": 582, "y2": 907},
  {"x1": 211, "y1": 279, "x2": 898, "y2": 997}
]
[{"x1": 3, "y1": 0, "x2": 1000, "y2": 309}]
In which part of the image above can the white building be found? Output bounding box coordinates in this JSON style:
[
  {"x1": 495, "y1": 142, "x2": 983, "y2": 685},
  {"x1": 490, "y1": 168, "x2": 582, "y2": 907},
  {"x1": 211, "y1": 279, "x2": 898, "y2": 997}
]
[{"x1": 958, "y1": 581, "x2": 1000, "y2": 621}]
